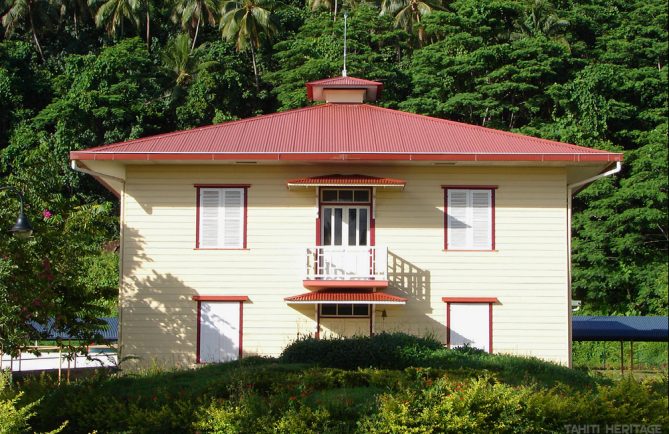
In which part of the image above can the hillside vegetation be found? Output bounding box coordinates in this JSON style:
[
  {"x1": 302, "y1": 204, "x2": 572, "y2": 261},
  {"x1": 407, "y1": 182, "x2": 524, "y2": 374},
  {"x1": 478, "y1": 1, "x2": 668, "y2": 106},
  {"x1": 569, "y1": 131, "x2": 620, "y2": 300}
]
[
  {"x1": 0, "y1": 0, "x2": 667, "y2": 356},
  {"x1": 1, "y1": 334, "x2": 667, "y2": 432}
]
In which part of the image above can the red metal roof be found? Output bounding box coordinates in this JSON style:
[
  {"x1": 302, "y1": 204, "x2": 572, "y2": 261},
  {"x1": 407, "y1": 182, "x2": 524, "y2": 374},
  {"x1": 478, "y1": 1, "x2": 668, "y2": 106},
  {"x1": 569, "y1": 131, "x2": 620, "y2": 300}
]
[
  {"x1": 285, "y1": 289, "x2": 407, "y2": 304},
  {"x1": 70, "y1": 103, "x2": 622, "y2": 163},
  {"x1": 306, "y1": 76, "x2": 384, "y2": 101},
  {"x1": 287, "y1": 174, "x2": 406, "y2": 187}
]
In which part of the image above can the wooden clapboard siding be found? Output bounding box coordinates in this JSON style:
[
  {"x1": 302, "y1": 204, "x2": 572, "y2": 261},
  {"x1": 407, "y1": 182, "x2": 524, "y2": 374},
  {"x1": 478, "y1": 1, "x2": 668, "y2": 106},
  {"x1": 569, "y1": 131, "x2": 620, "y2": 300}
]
[{"x1": 119, "y1": 165, "x2": 569, "y2": 366}]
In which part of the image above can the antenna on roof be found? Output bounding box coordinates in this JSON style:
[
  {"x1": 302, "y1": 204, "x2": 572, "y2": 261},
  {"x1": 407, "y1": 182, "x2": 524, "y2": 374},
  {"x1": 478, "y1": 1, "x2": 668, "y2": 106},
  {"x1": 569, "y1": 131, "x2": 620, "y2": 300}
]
[{"x1": 342, "y1": 12, "x2": 348, "y2": 77}]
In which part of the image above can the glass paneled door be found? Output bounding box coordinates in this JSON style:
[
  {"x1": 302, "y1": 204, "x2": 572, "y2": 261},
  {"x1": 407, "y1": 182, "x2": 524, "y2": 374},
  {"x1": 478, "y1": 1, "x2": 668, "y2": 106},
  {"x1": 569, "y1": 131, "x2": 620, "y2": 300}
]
[{"x1": 320, "y1": 206, "x2": 371, "y2": 278}]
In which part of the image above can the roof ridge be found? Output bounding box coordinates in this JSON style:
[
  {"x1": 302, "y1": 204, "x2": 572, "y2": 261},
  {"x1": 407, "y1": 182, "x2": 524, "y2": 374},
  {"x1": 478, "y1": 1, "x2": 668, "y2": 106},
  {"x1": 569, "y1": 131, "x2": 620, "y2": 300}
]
[
  {"x1": 363, "y1": 105, "x2": 611, "y2": 154},
  {"x1": 82, "y1": 104, "x2": 333, "y2": 152}
]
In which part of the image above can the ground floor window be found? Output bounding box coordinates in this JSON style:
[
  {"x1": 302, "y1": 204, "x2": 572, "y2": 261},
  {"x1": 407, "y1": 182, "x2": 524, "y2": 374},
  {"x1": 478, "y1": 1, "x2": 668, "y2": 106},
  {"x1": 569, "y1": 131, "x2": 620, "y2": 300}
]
[
  {"x1": 193, "y1": 296, "x2": 248, "y2": 363},
  {"x1": 443, "y1": 297, "x2": 498, "y2": 353},
  {"x1": 319, "y1": 304, "x2": 370, "y2": 317}
]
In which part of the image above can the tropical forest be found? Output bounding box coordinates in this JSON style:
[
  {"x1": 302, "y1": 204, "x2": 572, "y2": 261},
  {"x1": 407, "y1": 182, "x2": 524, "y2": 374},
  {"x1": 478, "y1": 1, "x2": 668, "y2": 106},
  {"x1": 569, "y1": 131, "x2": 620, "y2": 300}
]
[{"x1": 0, "y1": 0, "x2": 667, "y2": 431}]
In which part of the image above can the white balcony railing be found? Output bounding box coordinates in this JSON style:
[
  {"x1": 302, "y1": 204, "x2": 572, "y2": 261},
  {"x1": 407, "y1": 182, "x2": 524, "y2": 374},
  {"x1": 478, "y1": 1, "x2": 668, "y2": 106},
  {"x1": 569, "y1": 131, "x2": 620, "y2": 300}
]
[{"x1": 306, "y1": 246, "x2": 387, "y2": 281}]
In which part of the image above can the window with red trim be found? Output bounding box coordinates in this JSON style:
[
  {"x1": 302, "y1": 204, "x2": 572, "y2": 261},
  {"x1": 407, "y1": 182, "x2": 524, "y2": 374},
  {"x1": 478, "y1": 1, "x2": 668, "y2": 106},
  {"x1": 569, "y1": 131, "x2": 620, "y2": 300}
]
[
  {"x1": 444, "y1": 188, "x2": 495, "y2": 250},
  {"x1": 197, "y1": 187, "x2": 247, "y2": 248}
]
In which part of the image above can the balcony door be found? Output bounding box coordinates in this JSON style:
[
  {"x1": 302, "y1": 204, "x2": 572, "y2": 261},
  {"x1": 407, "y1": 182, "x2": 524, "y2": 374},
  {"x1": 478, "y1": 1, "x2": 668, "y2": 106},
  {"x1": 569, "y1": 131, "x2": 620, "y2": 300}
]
[{"x1": 319, "y1": 188, "x2": 371, "y2": 278}]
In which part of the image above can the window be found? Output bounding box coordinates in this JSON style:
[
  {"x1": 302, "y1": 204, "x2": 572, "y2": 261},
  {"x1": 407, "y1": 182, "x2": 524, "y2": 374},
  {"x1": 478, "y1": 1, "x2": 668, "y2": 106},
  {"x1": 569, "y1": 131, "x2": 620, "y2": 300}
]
[
  {"x1": 196, "y1": 187, "x2": 248, "y2": 248},
  {"x1": 319, "y1": 304, "x2": 370, "y2": 317},
  {"x1": 321, "y1": 188, "x2": 371, "y2": 203},
  {"x1": 444, "y1": 297, "x2": 498, "y2": 354},
  {"x1": 444, "y1": 187, "x2": 496, "y2": 250}
]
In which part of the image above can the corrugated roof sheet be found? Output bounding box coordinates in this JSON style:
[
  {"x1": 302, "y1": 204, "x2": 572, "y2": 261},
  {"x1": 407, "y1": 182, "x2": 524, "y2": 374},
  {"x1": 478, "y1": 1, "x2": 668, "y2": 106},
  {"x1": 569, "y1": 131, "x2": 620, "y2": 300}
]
[
  {"x1": 572, "y1": 316, "x2": 668, "y2": 342},
  {"x1": 70, "y1": 103, "x2": 622, "y2": 163},
  {"x1": 285, "y1": 289, "x2": 407, "y2": 304},
  {"x1": 30, "y1": 317, "x2": 118, "y2": 341},
  {"x1": 287, "y1": 174, "x2": 406, "y2": 186}
]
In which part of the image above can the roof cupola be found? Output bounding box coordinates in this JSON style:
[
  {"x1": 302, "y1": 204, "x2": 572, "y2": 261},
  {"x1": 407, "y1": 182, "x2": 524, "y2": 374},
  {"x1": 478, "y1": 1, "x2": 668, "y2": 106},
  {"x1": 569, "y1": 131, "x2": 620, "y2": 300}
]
[{"x1": 306, "y1": 76, "x2": 383, "y2": 103}]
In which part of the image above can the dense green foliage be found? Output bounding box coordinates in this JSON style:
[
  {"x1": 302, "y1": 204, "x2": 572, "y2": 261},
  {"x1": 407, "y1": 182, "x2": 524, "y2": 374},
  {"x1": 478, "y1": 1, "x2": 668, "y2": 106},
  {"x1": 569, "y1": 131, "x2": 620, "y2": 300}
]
[
  {"x1": 2, "y1": 335, "x2": 667, "y2": 432},
  {"x1": 0, "y1": 0, "x2": 666, "y2": 355}
]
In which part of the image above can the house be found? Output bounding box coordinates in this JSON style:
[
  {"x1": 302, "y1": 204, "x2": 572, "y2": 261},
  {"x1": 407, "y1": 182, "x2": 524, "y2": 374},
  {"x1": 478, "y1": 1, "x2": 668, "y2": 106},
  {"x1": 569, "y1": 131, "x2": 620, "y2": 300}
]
[{"x1": 69, "y1": 76, "x2": 623, "y2": 367}]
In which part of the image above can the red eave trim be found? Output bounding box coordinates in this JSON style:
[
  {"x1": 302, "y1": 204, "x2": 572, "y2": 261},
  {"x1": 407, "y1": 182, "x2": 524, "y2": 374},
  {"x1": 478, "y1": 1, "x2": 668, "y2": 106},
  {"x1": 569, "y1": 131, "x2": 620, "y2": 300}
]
[
  {"x1": 194, "y1": 184, "x2": 251, "y2": 188},
  {"x1": 442, "y1": 185, "x2": 498, "y2": 190},
  {"x1": 442, "y1": 297, "x2": 499, "y2": 303},
  {"x1": 303, "y1": 280, "x2": 389, "y2": 290},
  {"x1": 192, "y1": 295, "x2": 250, "y2": 302},
  {"x1": 70, "y1": 152, "x2": 624, "y2": 163}
]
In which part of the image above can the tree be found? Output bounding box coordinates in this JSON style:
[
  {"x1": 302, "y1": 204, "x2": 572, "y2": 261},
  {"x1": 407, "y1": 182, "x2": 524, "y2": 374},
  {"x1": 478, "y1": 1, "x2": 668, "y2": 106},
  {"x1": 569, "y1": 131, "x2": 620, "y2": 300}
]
[
  {"x1": 220, "y1": 0, "x2": 278, "y2": 89},
  {"x1": 172, "y1": 0, "x2": 219, "y2": 52},
  {"x1": 89, "y1": 0, "x2": 140, "y2": 39},
  {"x1": 161, "y1": 33, "x2": 216, "y2": 86},
  {"x1": 380, "y1": 0, "x2": 440, "y2": 46},
  {"x1": 1, "y1": 0, "x2": 57, "y2": 60},
  {"x1": 58, "y1": 0, "x2": 93, "y2": 35}
]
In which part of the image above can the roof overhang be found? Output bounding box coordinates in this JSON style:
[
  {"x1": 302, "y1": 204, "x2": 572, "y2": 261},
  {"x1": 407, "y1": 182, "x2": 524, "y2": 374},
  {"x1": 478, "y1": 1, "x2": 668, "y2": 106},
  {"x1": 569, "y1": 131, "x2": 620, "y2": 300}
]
[
  {"x1": 70, "y1": 152, "x2": 623, "y2": 163},
  {"x1": 285, "y1": 289, "x2": 407, "y2": 305},
  {"x1": 287, "y1": 174, "x2": 406, "y2": 190}
]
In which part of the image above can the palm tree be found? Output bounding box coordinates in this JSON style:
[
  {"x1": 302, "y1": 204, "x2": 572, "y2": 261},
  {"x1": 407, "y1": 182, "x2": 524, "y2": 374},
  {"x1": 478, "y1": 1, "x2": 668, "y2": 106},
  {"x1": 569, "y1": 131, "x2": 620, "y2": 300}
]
[
  {"x1": 172, "y1": 0, "x2": 219, "y2": 52},
  {"x1": 88, "y1": 0, "x2": 140, "y2": 39},
  {"x1": 59, "y1": 0, "x2": 92, "y2": 35},
  {"x1": 162, "y1": 33, "x2": 216, "y2": 86},
  {"x1": 516, "y1": 0, "x2": 569, "y2": 39},
  {"x1": 220, "y1": 0, "x2": 277, "y2": 89},
  {"x1": 1, "y1": 0, "x2": 57, "y2": 60},
  {"x1": 380, "y1": 0, "x2": 439, "y2": 46}
]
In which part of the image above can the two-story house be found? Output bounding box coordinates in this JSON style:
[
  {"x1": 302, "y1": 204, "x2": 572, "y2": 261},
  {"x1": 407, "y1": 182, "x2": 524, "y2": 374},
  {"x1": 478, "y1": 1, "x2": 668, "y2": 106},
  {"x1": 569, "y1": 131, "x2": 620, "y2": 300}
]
[{"x1": 70, "y1": 76, "x2": 622, "y2": 367}]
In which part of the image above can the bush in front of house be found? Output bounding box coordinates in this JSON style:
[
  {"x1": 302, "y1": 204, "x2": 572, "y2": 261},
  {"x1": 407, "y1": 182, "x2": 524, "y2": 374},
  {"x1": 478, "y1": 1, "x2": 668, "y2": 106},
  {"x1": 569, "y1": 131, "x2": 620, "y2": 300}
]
[{"x1": 279, "y1": 332, "x2": 443, "y2": 369}]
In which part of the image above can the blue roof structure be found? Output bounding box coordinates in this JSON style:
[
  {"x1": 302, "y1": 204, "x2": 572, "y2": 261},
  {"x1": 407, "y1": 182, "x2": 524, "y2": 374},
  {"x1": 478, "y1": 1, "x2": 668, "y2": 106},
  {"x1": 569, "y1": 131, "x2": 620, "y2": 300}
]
[
  {"x1": 572, "y1": 316, "x2": 668, "y2": 342},
  {"x1": 30, "y1": 317, "x2": 118, "y2": 341}
]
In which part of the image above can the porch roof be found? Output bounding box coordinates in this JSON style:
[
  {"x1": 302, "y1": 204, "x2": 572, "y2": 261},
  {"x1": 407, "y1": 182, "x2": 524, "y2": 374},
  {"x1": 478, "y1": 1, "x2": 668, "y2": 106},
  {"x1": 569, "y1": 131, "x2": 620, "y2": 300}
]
[
  {"x1": 287, "y1": 174, "x2": 406, "y2": 189},
  {"x1": 285, "y1": 289, "x2": 407, "y2": 305}
]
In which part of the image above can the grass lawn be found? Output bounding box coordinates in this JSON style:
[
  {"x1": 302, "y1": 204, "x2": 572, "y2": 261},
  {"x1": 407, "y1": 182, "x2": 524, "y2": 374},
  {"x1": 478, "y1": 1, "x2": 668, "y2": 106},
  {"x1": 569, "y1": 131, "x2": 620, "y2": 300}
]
[{"x1": 1, "y1": 333, "x2": 667, "y2": 433}]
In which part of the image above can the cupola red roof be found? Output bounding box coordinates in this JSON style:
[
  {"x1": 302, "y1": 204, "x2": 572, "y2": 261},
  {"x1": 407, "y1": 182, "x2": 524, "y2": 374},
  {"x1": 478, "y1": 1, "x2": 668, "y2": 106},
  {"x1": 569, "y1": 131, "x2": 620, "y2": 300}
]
[
  {"x1": 70, "y1": 103, "x2": 622, "y2": 163},
  {"x1": 306, "y1": 76, "x2": 383, "y2": 102}
]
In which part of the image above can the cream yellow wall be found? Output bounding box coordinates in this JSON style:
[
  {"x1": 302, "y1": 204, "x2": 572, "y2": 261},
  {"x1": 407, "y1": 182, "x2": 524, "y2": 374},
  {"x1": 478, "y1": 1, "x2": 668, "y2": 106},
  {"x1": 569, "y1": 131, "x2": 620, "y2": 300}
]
[{"x1": 119, "y1": 165, "x2": 569, "y2": 367}]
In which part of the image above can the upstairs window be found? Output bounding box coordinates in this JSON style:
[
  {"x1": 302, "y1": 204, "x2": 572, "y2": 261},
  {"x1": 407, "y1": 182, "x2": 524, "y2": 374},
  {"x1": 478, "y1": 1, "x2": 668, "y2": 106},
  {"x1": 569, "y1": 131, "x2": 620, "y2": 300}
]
[
  {"x1": 197, "y1": 186, "x2": 248, "y2": 249},
  {"x1": 444, "y1": 187, "x2": 496, "y2": 250}
]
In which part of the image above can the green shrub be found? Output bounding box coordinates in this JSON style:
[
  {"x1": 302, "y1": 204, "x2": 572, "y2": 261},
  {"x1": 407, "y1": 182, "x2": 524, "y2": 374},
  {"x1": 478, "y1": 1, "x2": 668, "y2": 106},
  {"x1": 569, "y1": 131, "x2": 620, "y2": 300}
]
[
  {"x1": 280, "y1": 332, "x2": 442, "y2": 369},
  {"x1": 359, "y1": 374, "x2": 669, "y2": 433}
]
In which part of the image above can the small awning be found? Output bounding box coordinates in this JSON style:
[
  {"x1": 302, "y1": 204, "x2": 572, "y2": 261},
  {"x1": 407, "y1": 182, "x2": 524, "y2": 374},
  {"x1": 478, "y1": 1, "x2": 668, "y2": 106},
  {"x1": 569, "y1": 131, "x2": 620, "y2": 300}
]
[
  {"x1": 285, "y1": 289, "x2": 407, "y2": 305},
  {"x1": 287, "y1": 174, "x2": 406, "y2": 190}
]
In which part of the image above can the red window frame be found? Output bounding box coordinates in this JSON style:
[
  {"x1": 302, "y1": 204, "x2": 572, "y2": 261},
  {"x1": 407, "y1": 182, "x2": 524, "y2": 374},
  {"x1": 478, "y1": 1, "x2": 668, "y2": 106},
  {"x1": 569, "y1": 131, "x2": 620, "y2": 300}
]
[
  {"x1": 442, "y1": 185, "x2": 497, "y2": 251},
  {"x1": 194, "y1": 184, "x2": 250, "y2": 250},
  {"x1": 193, "y1": 295, "x2": 249, "y2": 364},
  {"x1": 443, "y1": 297, "x2": 498, "y2": 353}
]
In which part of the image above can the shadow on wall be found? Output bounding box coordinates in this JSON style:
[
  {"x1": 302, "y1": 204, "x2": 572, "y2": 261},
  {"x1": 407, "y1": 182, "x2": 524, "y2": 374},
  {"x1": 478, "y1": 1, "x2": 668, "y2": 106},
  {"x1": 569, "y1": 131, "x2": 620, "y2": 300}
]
[
  {"x1": 119, "y1": 225, "x2": 199, "y2": 369},
  {"x1": 387, "y1": 251, "x2": 430, "y2": 301}
]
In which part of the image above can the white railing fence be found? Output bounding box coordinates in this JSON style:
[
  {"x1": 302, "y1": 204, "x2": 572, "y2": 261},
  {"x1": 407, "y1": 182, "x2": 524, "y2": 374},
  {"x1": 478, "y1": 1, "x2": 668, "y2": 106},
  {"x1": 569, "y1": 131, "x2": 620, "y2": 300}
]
[{"x1": 306, "y1": 245, "x2": 387, "y2": 280}]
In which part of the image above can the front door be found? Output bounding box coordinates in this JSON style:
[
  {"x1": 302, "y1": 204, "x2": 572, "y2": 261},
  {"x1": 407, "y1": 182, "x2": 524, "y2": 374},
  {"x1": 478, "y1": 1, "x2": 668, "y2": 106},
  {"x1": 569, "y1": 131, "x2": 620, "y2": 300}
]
[{"x1": 320, "y1": 205, "x2": 370, "y2": 278}]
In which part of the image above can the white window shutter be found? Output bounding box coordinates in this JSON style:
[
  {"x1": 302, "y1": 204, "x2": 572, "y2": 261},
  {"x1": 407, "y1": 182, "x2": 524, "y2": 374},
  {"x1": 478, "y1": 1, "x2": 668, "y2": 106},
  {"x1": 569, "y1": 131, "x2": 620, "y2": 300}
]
[
  {"x1": 448, "y1": 190, "x2": 469, "y2": 249},
  {"x1": 200, "y1": 189, "x2": 221, "y2": 248},
  {"x1": 222, "y1": 189, "x2": 244, "y2": 248},
  {"x1": 471, "y1": 190, "x2": 492, "y2": 249}
]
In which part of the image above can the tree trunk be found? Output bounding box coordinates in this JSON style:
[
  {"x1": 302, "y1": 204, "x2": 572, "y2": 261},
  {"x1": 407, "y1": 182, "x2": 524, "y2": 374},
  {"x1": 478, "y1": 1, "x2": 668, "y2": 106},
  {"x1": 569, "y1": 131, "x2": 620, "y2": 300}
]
[
  {"x1": 333, "y1": 0, "x2": 338, "y2": 21},
  {"x1": 146, "y1": 8, "x2": 151, "y2": 50},
  {"x1": 191, "y1": 15, "x2": 202, "y2": 53},
  {"x1": 250, "y1": 44, "x2": 259, "y2": 90},
  {"x1": 28, "y1": 6, "x2": 45, "y2": 61}
]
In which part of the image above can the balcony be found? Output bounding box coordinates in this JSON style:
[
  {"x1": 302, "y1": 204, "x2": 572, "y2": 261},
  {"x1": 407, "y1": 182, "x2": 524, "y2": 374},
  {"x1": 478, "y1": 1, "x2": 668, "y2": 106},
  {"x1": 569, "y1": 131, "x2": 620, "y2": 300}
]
[{"x1": 304, "y1": 246, "x2": 389, "y2": 290}]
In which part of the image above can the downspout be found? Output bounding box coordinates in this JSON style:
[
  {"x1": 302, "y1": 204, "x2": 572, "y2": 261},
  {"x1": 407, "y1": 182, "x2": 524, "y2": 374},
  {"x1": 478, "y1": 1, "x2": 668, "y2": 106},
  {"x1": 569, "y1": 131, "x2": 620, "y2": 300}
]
[
  {"x1": 71, "y1": 160, "x2": 127, "y2": 364},
  {"x1": 565, "y1": 161, "x2": 622, "y2": 367}
]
